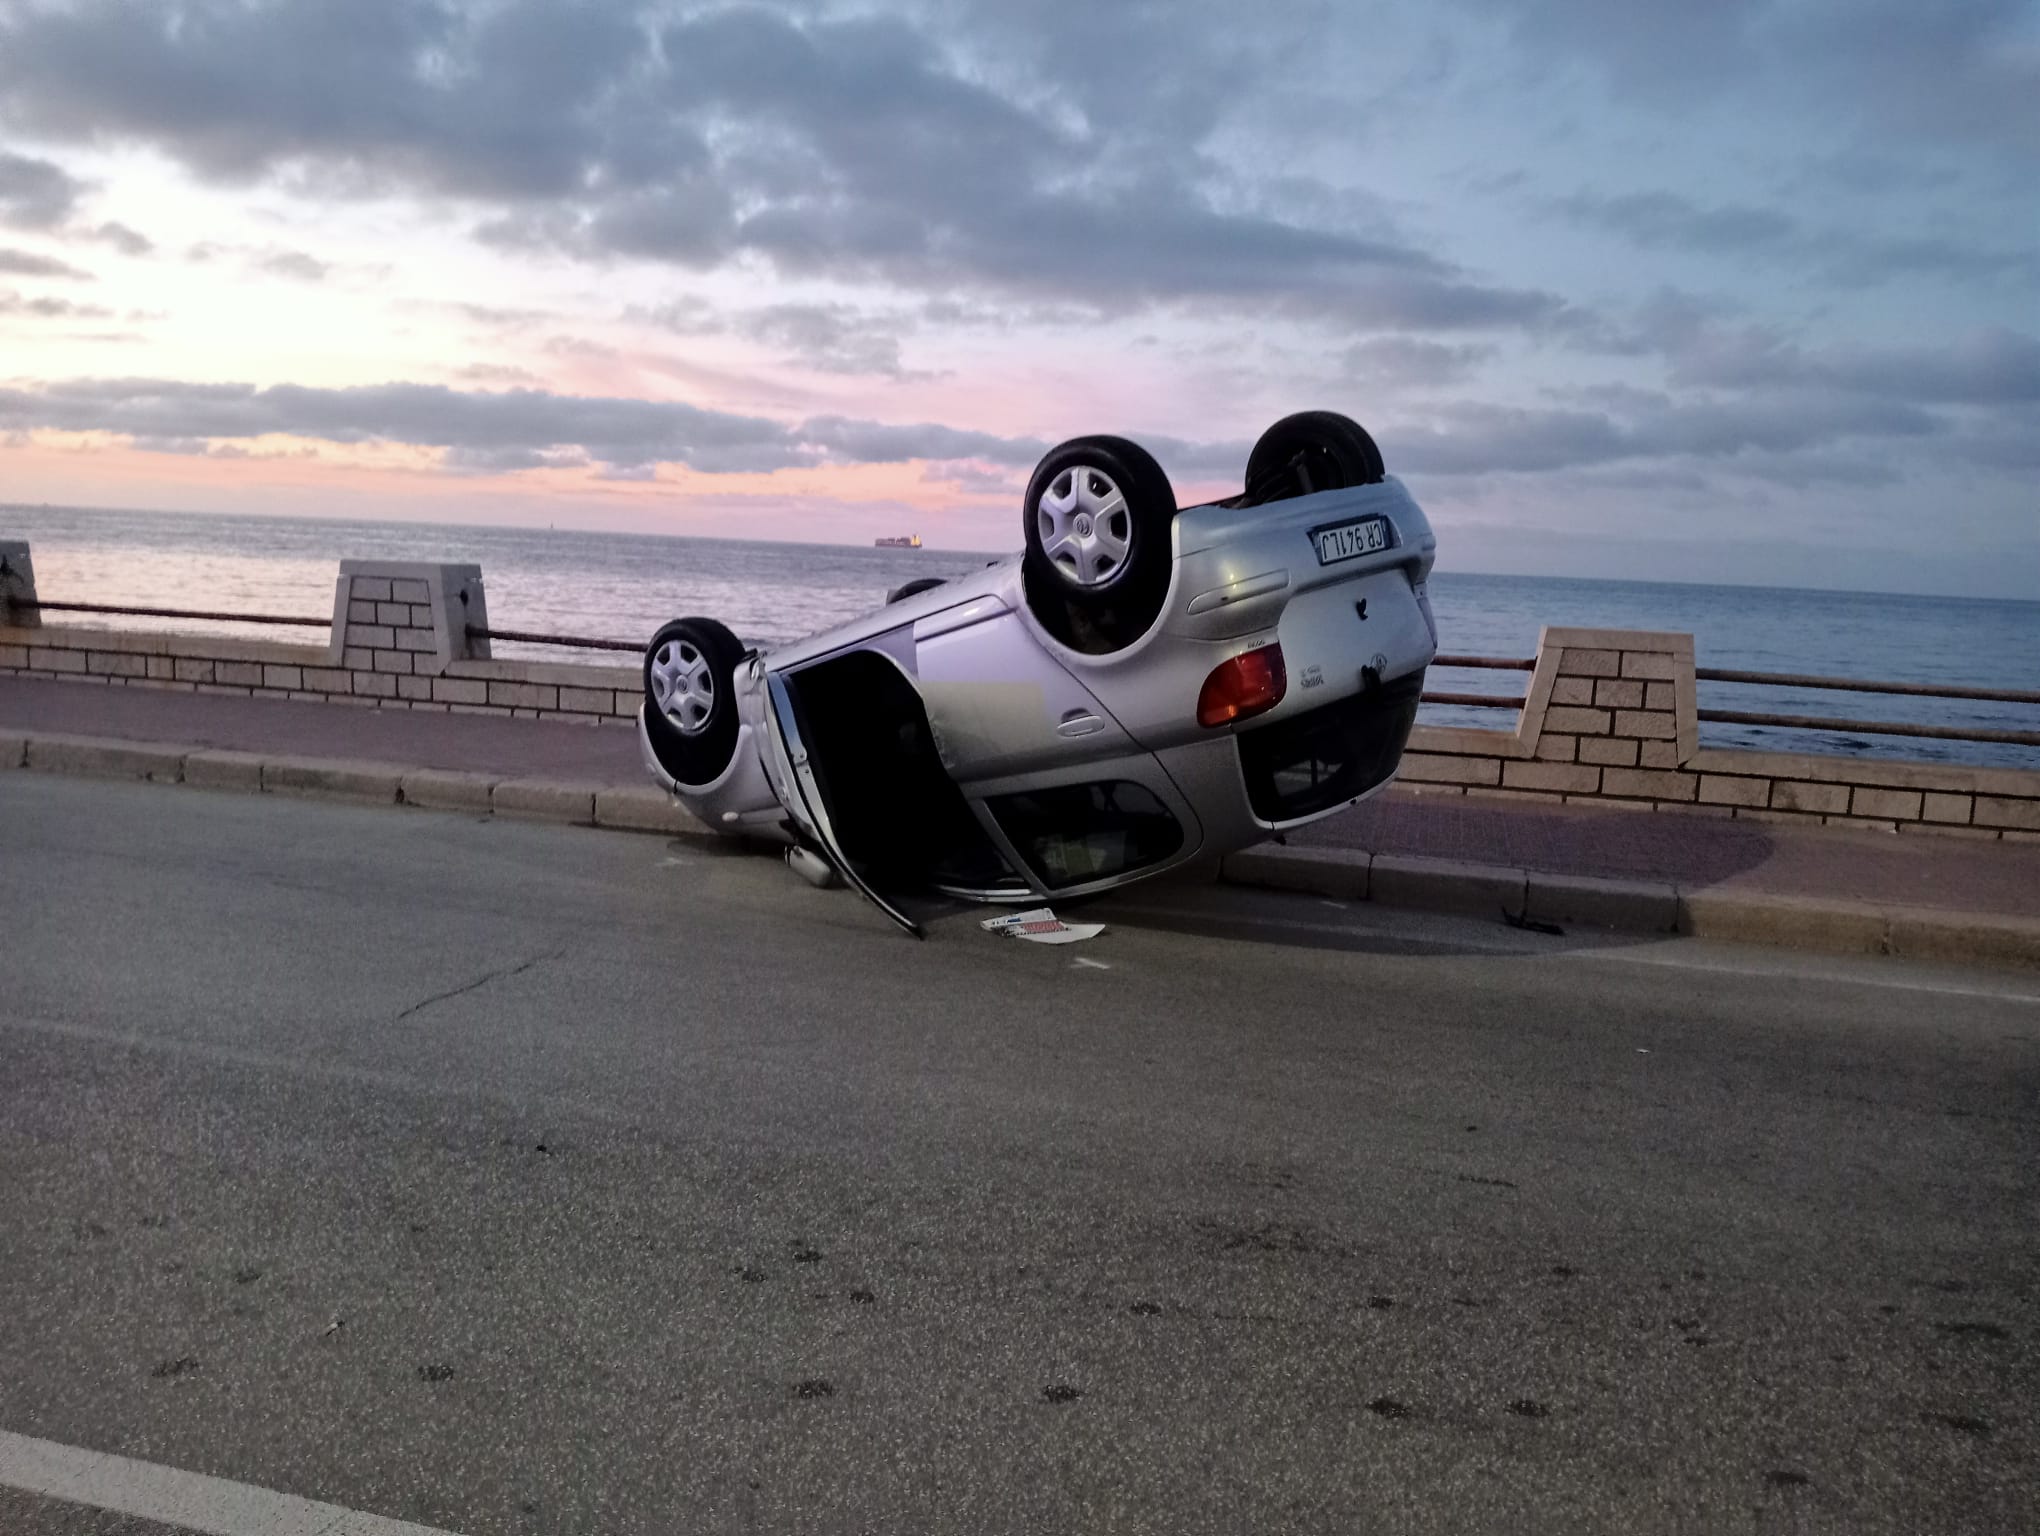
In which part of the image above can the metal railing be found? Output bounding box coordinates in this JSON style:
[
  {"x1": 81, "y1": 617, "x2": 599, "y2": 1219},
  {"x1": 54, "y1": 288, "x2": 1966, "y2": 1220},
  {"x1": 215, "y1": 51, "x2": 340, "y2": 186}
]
[
  {"x1": 12, "y1": 598, "x2": 330, "y2": 628},
  {"x1": 1420, "y1": 654, "x2": 2040, "y2": 748},
  {"x1": 14, "y1": 593, "x2": 2034, "y2": 752},
  {"x1": 1420, "y1": 653, "x2": 1529, "y2": 711},
  {"x1": 1693, "y1": 665, "x2": 2040, "y2": 748},
  {"x1": 466, "y1": 624, "x2": 640, "y2": 654}
]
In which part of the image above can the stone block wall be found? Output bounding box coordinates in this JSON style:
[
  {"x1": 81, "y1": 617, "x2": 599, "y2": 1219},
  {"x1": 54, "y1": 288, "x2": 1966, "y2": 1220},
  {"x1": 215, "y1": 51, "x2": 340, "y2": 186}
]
[
  {"x1": 5, "y1": 547, "x2": 2036, "y2": 838},
  {"x1": 0, "y1": 550, "x2": 638, "y2": 725},
  {"x1": 1395, "y1": 626, "x2": 2039, "y2": 840}
]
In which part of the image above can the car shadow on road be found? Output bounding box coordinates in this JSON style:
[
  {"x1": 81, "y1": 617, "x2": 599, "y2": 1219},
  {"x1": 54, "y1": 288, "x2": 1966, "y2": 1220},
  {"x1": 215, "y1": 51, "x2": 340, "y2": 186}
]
[{"x1": 926, "y1": 881, "x2": 1667, "y2": 962}]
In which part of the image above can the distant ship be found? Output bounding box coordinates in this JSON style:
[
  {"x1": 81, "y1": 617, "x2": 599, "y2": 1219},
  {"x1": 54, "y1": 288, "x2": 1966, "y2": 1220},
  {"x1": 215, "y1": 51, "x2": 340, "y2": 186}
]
[{"x1": 875, "y1": 533, "x2": 923, "y2": 549}]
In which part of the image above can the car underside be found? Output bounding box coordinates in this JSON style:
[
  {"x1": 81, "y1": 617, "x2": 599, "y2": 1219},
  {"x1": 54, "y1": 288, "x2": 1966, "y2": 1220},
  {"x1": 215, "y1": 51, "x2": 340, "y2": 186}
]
[{"x1": 638, "y1": 410, "x2": 1438, "y2": 934}]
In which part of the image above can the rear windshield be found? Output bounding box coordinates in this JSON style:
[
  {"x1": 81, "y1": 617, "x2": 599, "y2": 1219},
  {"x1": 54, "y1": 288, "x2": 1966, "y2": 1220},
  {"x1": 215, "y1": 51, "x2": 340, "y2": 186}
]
[
  {"x1": 1238, "y1": 675, "x2": 1421, "y2": 823},
  {"x1": 987, "y1": 781, "x2": 1184, "y2": 888}
]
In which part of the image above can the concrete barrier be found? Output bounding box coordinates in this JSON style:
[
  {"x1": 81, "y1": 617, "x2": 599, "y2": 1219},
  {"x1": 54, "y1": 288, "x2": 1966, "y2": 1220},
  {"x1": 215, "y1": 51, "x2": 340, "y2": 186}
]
[
  {"x1": 1524, "y1": 871, "x2": 1680, "y2": 933},
  {"x1": 490, "y1": 779, "x2": 599, "y2": 825},
  {"x1": 1221, "y1": 844, "x2": 1371, "y2": 901},
  {"x1": 594, "y1": 785, "x2": 714, "y2": 836},
  {"x1": 1676, "y1": 890, "x2": 1894, "y2": 957},
  {"x1": 1370, "y1": 852, "x2": 1529, "y2": 918},
  {"x1": 23, "y1": 734, "x2": 185, "y2": 782},
  {"x1": 260, "y1": 757, "x2": 402, "y2": 804},
  {"x1": 399, "y1": 768, "x2": 499, "y2": 813},
  {"x1": 182, "y1": 750, "x2": 265, "y2": 790}
]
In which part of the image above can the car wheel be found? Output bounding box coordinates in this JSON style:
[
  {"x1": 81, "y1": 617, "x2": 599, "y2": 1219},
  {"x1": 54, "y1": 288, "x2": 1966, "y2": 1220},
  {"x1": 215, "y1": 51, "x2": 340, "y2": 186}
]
[
  {"x1": 886, "y1": 576, "x2": 948, "y2": 605},
  {"x1": 1021, "y1": 435, "x2": 1176, "y2": 653},
  {"x1": 643, "y1": 616, "x2": 745, "y2": 787},
  {"x1": 1243, "y1": 411, "x2": 1385, "y2": 505}
]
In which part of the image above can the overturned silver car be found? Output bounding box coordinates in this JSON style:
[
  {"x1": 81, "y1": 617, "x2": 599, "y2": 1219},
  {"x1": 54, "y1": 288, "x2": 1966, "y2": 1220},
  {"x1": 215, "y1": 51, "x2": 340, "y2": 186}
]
[{"x1": 639, "y1": 411, "x2": 1439, "y2": 935}]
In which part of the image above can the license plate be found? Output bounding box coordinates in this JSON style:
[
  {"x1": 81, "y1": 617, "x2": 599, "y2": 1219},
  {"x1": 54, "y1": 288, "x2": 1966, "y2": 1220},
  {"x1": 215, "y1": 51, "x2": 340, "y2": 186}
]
[{"x1": 1313, "y1": 516, "x2": 1389, "y2": 565}]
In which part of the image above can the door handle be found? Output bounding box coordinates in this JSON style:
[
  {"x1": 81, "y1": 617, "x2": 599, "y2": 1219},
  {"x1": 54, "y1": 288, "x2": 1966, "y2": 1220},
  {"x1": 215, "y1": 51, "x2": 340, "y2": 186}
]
[{"x1": 1056, "y1": 710, "x2": 1105, "y2": 738}]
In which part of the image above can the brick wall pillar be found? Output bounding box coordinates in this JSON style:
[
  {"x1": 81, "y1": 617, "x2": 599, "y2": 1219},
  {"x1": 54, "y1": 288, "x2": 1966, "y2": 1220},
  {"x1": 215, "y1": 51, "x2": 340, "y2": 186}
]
[
  {"x1": 1511, "y1": 627, "x2": 1700, "y2": 802},
  {"x1": 0, "y1": 541, "x2": 36, "y2": 629},
  {"x1": 328, "y1": 561, "x2": 490, "y2": 703}
]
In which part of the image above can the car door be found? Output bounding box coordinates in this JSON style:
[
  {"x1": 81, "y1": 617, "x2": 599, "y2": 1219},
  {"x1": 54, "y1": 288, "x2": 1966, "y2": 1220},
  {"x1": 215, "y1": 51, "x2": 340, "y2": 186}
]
[
  {"x1": 911, "y1": 601, "x2": 1136, "y2": 780},
  {"x1": 760, "y1": 668, "x2": 925, "y2": 938}
]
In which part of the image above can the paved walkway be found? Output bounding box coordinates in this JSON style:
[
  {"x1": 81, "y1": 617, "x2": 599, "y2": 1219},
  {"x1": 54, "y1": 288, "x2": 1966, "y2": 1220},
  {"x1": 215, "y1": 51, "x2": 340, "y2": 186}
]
[{"x1": 5, "y1": 674, "x2": 2036, "y2": 919}]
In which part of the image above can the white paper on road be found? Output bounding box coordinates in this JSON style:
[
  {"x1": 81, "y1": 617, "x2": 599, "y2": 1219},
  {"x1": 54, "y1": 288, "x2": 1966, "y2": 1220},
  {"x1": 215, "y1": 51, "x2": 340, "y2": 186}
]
[{"x1": 979, "y1": 907, "x2": 1105, "y2": 944}]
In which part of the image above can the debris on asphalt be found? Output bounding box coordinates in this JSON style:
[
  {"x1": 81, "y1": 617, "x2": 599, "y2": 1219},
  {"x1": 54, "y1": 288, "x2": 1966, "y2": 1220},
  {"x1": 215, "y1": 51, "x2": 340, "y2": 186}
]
[
  {"x1": 981, "y1": 907, "x2": 1104, "y2": 944},
  {"x1": 786, "y1": 847, "x2": 838, "y2": 889},
  {"x1": 1502, "y1": 906, "x2": 1565, "y2": 936}
]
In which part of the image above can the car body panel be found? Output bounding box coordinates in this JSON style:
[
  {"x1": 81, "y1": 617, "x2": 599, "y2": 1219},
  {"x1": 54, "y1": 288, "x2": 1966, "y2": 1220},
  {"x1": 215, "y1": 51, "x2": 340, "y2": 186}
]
[{"x1": 915, "y1": 608, "x2": 1136, "y2": 779}]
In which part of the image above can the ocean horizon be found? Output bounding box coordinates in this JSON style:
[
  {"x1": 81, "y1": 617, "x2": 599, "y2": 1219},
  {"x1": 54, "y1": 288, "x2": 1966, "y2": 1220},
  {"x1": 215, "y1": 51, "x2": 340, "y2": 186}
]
[{"x1": 6, "y1": 501, "x2": 2036, "y2": 770}]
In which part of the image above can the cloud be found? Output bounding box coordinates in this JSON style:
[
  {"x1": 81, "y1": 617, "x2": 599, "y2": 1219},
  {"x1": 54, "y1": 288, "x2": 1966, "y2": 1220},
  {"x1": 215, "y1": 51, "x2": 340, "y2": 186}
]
[
  {"x1": 0, "y1": 247, "x2": 92, "y2": 279},
  {"x1": 79, "y1": 220, "x2": 153, "y2": 256},
  {"x1": 1453, "y1": 0, "x2": 2037, "y2": 163},
  {"x1": 0, "y1": 375, "x2": 1066, "y2": 475},
  {"x1": 1393, "y1": 391, "x2": 1942, "y2": 478},
  {"x1": 254, "y1": 248, "x2": 329, "y2": 282},
  {"x1": 1665, "y1": 326, "x2": 2040, "y2": 406},
  {"x1": 1556, "y1": 189, "x2": 2036, "y2": 287},
  {"x1": 0, "y1": 1, "x2": 1574, "y2": 332},
  {"x1": 0, "y1": 150, "x2": 81, "y2": 227},
  {"x1": 452, "y1": 362, "x2": 543, "y2": 386},
  {"x1": 0, "y1": 289, "x2": 114, "y2": 319},
  {"x1": 188, "y1": 241, "x2": 337, "y2": 281},
  {"x1": 1342, "y1": 337, "x2": 1493, "y2": 388},
  {"x1": 635, "y1": 298, "x2": 921, "y2": 377}
]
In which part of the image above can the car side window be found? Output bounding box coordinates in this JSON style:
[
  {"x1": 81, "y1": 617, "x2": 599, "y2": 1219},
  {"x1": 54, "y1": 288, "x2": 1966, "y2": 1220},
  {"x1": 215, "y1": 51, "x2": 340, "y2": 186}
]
[{"x1": 986, "y1": 781, "x2": 1183, "y2": 889}]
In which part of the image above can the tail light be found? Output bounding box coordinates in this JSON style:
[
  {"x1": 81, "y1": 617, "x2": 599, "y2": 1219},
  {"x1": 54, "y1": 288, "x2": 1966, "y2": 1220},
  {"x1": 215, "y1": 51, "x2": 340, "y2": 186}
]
[{"x1": 1198, "y1": 643, "x2": 1286, "y2": 728}]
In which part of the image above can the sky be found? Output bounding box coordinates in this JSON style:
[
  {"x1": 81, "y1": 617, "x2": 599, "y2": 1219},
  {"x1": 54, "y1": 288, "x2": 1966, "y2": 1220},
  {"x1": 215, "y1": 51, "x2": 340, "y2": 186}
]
[{"x1": 0, "y1": 0, "x2": 2034, "y2": 596}]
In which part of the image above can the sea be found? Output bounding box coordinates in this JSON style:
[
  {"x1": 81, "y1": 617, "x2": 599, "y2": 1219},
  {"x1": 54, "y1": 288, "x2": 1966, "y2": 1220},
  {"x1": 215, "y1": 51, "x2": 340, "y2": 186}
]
[{"x1": 5, "y1": 503, "x2": 2036, "y2": 770}]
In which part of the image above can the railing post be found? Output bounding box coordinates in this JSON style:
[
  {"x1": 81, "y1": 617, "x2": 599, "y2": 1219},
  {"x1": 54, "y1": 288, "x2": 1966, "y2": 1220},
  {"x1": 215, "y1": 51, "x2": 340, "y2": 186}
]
[
  {"x1": 328, "y1": 561, "x2": 490, "y2": 701},
  {"x1": 0, "y1": 540, "x2": 37, "y2": 629}
]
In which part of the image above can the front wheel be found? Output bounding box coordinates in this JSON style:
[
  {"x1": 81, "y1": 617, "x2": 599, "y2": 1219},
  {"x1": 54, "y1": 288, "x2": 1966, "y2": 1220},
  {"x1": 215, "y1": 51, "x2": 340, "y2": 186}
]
[
  {"x1": 1021, "y1": 435, "x2": 1176, "y2": 653},
  {"x1": 643, "y1": 616, "x2": 745, "y2": 788}
]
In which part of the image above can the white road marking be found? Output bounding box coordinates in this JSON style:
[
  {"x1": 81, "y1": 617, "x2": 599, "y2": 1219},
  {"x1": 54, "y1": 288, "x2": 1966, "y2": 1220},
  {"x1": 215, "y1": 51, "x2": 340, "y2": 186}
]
[
  {"x1": 1072, "y1": 956, "x2": 1111, "y2": 969},
  {"x1": 0, "y1": 1429, "x2": 464, "y2": 1536}
]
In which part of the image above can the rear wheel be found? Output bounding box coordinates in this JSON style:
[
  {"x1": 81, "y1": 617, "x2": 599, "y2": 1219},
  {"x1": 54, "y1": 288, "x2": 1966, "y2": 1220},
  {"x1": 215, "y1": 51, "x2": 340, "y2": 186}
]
[
  {"x1": 643, "y1": 616, "x2": 745, "y2": 787},
  {"x1": 1021, "y1": 435, "x2": 1176, "y2": 653},
  {"x1": 1243, "y1": 411, "x2": 1385, "y2": 506}
]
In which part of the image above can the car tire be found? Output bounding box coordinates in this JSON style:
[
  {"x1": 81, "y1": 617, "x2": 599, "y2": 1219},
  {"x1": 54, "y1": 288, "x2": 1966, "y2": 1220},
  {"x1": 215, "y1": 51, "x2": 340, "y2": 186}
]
[
  {"x1": 886, "y1": 576, "x2": 948, "y2": 605},
  {"x1": 1243, "y1": 411, "x2": 1385, "y2": 505},
  {"x1": 642, "y1": 616, "x2": 745, "y2": 788},
  {"x1": 1021, "y1": 435, "x2": 1176, "y2": 653}
]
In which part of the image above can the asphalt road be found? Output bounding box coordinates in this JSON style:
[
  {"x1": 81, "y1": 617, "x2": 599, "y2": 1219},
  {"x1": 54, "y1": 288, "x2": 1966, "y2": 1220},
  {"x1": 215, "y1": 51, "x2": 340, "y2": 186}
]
[{"x1": 1, "y1": 774, "x2": 2035, "y2": 1535}]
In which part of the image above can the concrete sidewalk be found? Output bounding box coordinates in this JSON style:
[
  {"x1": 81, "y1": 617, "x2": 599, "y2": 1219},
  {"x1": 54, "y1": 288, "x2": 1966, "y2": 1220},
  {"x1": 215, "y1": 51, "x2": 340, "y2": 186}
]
[{"x1": 4, "y1": 673, "x2": 2036, "y2": 966}]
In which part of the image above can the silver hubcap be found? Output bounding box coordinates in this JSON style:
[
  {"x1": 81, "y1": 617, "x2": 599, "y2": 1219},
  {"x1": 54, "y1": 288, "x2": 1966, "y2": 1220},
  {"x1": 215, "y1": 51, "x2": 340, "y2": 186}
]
[
  {"x1": 1037, "y1": 464, "x2": 1131, "y2": 589},
  {"x1": 649, "y1": 637, "x2": 715, "y2": 736}
]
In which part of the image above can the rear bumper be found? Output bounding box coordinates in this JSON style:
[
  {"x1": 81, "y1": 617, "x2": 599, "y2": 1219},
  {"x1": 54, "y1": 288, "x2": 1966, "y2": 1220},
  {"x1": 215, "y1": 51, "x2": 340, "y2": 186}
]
[
  {"x1": 1153, "y1": 668, "x2": 1423, "y2": 859},
  {"x1": 1236, "y1": 672, "x2": 1423, "y2": 824}
]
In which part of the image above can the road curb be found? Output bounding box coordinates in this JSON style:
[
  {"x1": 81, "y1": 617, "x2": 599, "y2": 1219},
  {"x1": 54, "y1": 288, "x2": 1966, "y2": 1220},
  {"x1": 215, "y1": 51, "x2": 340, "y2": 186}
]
[
  {"x1": 1219, "y1": 844, "x2": 2039, "y2": 972},
  {"x1": 7, "y1": 730, "x2": 2034, "y2": 970},
  {"x1": 4, "y1": 729, "x2": 717, "y2": 843}
]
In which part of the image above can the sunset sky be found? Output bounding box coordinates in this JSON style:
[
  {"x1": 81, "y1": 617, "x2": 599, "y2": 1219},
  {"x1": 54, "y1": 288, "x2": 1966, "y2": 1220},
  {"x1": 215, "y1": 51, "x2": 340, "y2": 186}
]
[{"x1": 0, "y1": 0, "x2": 2033, "y2": 594}]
